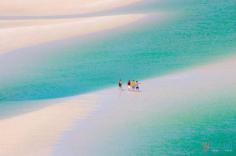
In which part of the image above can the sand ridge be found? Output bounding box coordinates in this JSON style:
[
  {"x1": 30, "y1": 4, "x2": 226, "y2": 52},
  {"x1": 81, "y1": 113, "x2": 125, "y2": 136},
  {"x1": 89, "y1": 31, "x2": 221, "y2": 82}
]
[
  {"x1": 0, "y1": 0, "x2": 141, "y2": 16},
  {"x1": 0, "y1": 93, "x2": 99, "y2": 156},
  {"x1": 0, "y1": 13, "x2": 147, "y2": 54}
]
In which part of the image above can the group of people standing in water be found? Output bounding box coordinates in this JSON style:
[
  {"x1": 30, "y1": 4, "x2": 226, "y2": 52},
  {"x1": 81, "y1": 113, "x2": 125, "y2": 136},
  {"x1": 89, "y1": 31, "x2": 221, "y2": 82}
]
[{"x1": 118, "y1": 79, "x2": 140, "y2": 91}]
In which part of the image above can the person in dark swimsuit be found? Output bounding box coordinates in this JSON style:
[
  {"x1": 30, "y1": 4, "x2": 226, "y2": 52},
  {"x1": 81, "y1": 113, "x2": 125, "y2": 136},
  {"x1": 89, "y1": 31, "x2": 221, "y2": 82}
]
[
  {"x1": 118, "y1": 79, "x2": 122, "y2": 89},
  {"x1": 136, "y1": 81, "x2": 139, "y2": 90}
]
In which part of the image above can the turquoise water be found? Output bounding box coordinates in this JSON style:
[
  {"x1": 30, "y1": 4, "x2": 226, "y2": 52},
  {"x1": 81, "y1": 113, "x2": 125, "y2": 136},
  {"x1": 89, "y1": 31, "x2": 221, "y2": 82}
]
[
  {"x1": 124, "y1": 92, "x2": 236, "y2": 156},
  {"x1": 0, "y1": 0, "x2": 236, "y2": 102}
]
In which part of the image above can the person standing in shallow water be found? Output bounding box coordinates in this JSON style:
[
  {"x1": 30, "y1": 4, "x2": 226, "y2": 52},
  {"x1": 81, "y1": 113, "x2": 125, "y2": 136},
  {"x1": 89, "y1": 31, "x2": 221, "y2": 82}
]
[
  {"x1": 136, "y1": 81, "x2": 140, "y2": 91},
  {"x1": 118, "y1": 79, "x2": 122, "y2": 89},
  {"x1": 127, "y1": 80, "x2": 131, "y2": 89},
  {"x1": 131, "y1": 80, "x2": 136, "y2": 90}
]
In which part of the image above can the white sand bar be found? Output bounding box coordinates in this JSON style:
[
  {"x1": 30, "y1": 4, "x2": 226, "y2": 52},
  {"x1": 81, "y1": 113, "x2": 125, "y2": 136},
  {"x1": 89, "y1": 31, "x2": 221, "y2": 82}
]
[
  {"x1": 0, "y1": 93, "x2": 99, "y2": 156},
  {"x1": 0, "y1": 14, "x2": 146, "y2": 54},
  {"x1": 0, "y1": 0, "x2": 141, "y2": 16},
  {"x1": 52, "y1": 55, "x2": 236, "y2": 155}
]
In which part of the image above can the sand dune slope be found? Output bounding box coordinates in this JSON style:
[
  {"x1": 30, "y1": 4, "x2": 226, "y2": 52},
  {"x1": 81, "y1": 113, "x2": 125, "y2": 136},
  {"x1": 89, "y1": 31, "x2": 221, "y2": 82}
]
[
  {"x1": 0, "y1": 94, "x2": 99, "y2": 156},
  {"x1": 0, "y1": 14, "x2": 146, "y2": 54},
  {"x1": 0, "y1": 0, "x2": 141, "y2": 16}
]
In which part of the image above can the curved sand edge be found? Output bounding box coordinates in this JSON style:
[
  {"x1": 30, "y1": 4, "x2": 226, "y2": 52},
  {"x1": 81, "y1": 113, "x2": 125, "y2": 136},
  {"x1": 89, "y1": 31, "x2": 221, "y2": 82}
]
[
  {"x1": 0, "y1": 0, "x2": 141, "y2": 16},
  {"x1": 0, "y1": 13, "x2": 147, "y2": 55},
  {"x1": 0, "y1": 93, "x2": 100, "y2": 156}
]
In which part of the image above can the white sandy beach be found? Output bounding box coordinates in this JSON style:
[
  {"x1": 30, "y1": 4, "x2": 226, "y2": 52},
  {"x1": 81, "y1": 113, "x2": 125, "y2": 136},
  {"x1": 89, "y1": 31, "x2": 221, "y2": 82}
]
[
  {"x1": 0, "y1": 54, "x2": 235, "y2": 156},
  {"x1": 0, "y1": 0, "x2": 141, "y2": 16},
  {"x1": 0, "y1": 13, "x2": 146, "y2": 54}
]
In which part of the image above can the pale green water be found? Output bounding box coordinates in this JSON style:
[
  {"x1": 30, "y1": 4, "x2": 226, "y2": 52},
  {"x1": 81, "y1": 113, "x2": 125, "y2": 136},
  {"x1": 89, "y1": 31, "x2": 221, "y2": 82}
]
[{"x1": 123, "y1": 92, "x2": 236, "y2": 156}]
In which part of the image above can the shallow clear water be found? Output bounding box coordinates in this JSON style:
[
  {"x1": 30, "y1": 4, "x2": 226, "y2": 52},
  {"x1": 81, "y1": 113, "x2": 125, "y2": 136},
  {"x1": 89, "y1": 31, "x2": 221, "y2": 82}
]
[{"x1": 125, "y1": 93, "x2": 236, "y2": 156}]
